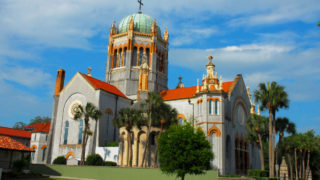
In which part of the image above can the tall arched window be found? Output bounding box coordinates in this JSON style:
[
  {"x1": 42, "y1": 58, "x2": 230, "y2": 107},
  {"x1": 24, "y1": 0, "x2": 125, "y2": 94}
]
[
  {"x1": 132, "y1": 47, "x2": 137, "y2": 66},
  {"x1": 42, "y1": 148, "x2": 46, "y2": 161},
  {"x1": 78, "y1": 120, "x2": 84, "y2": 144},
  {"x1": 106, "y1": 113, "x2": 111, "y2": 137},
  {"x1": 118, "y1": 48, "x2": 122, "y2": 67},
  {"x1": 138, "y1": 47, "x2": 143, "y2": 65},
  {"x1": 215, "y1": 100, "x2": 219, "y2": 115},
  {"x1": 123, "y1": 47, "x2": 127, "y2": 66},
  {"x1": 113, "y1": 50, "x2": 117, "y2": 68},
  {"x1": 146, "y1": 48, "x2": 150, "y2": 66},
  {"x1": 209, "y1": 100, "x2": 213, "y2": 115},
  {"x1": 64, "y1": 121, "x2": 69, "y2": 145}
]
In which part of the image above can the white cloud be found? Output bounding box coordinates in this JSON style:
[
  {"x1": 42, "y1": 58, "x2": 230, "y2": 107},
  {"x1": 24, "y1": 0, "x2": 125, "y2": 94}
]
[{"x1": 0, "y1": 66, "x2": 53, "y2": 88}]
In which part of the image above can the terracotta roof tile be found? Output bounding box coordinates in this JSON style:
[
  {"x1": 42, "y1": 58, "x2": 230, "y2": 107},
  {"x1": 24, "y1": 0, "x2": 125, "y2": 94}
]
[
  {"x1": 81, "y1": 73, "x2": 127, "y2": 99},
  {"x1": 0, "y1": 135, "x2": 34, "y2": 151},
  {"x1": 161, "y1": 81, "x2": 234, "y2": 101},
  {"x1": 23, "y1": 122, "x2": 51, "y2": 133},
  {"x1": 0, "y1": 126, "x2": 31, "y2": 139}
]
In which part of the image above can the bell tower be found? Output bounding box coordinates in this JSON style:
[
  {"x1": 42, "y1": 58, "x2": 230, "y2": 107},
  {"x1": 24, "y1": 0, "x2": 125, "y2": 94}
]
[{"x1": 105, "y1": 11, "x2": 169, "y2": 100}]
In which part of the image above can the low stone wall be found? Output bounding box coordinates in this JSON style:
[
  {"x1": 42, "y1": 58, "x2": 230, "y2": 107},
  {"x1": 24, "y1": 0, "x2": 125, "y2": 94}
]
[{"x1": 95, "y1": 147, "x2": 119, "y2": 163}]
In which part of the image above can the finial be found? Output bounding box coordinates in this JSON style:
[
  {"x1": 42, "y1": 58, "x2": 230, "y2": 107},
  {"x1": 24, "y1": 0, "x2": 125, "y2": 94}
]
[
  {"x1": 87, "y1": 67, "x2": 92, "y2": 77},
  {"x1": 208, "y1": 54, "x2": 213, "y2": 61},
  {"x1": 137, "y1": 0, "x2": 143, "y2": 13},
  {"x1": 197, "y1": 79, "x2": 199, "y2": 93},
  {"x1": 176, "y1": 76, "x2": 184, "y2": 88}
]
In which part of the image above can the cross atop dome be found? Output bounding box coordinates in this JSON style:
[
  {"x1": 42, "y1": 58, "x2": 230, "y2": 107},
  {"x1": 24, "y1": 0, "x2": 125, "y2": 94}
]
[{"x1": 138, "y1": 0, "x2": 143, "y2": 14}]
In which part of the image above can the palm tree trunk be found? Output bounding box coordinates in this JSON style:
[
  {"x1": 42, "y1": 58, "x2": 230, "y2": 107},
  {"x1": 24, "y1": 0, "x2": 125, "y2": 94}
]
[
  {"x1": 287, "y1": 153, "x2": 293, "y2": 180},
  {"x1": 268, "y1": 106, "x2": 274, "y2": 177},
  {"x1": 80, "y1": 121, "x2": 89, "y2": 165},
  {"x1": 258, "y1": 134, "x2": 265, "y2": 170},
  {"x1": 141, "y1": 108, "x2": 152, "y2": 167},
  {"x1": 305, "y1": 150, "x2": 310, "y2": 180},
  {"x1": 154, "y1": 123, "x2": 164, "y2": 168},
  {"x1": 302, "y1": 150, "x2": 306, "y2": 179},
  {"x1": 294, "y1": 148, "x2": 298, "y2": 180}
]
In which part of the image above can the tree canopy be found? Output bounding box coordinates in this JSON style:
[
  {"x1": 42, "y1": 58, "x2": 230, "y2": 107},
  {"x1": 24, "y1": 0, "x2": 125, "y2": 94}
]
[{"x1": 158, "y1": 123, "x2": 213, "y2": 180}]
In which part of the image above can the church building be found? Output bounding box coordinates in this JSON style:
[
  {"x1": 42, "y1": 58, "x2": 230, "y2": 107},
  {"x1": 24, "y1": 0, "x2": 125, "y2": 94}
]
[{"x1": 45, "y1": 5, "x2": 261, "y2": 175}]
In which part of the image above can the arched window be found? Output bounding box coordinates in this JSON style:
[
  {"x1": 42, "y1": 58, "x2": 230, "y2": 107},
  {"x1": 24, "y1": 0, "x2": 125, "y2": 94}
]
[
  {"x1": 42, "y1": 147, "x2": 47, "y2": 161},
  {"x1": 132, "y1": 47, "x2": 137, "y2": 66},
  {"x1": 118, "y1": 48, "x2": 122, "y2": 67},
  {"x1": 138, "y1": 47, "x2": 143, "y2": 65},
  {"x1": 64, "y1": 121, "x2": 69, "y2": 145},
  {"x1": 209, "y1": 100, "x2": 213, "y2": 115},
  {"x1": 123, "y1": 47, "x2": 127, "y2": 66},
  {"x1": 106, "y1": 113, "x2": 111, "y2": 137},
  {"x1": 150, "y1": 133, "x2": 156, "y2": 145},
  {"x1": 215, "y1": 100, "x2": 219, "y2": 115},
  {"x1": 113, "y1": 50, "x2": 118, "y2": 68},
  {"x1": 146, "y1": 48, "x2": 150, "y2": 66},
  {"x1": 78, "y1": 120, "x2": 84, "y2": 144}
]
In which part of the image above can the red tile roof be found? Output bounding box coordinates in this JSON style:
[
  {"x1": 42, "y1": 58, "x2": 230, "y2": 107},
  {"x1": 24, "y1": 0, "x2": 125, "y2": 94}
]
[
  {"x1": 0, "y1": 126, "x2": 31, "y2": 139},
  {"x1": 23, "y1": 122, "x2": 51, "y2": 133},
  {"x1": 81, "y1": 73, "x2": 127, "y2": 99},
  {"x1": 161, "y1": 81, "x2": 234, "y2": 101},
  {"x1": 0, "y1": 135, "x2": 34, "y2": 151}
]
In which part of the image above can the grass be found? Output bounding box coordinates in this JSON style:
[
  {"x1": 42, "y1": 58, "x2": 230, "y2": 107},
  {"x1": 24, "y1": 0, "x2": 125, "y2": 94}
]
[
  {"x1": 29, "y1": 164, "x2": 219, "y2": 180},
  {"x1": 20, "y1": 178, "x2": 73, "y2": 180}
]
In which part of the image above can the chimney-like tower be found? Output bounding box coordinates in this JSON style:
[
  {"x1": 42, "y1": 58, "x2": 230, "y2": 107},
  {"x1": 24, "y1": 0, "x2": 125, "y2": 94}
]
[{"x1": 54, "y1": 69, "x2": 65, "y2": 96}]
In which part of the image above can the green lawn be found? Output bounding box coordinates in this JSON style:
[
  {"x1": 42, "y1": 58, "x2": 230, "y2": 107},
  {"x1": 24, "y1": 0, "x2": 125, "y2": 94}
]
[{"x1": 29, "y1": 164, "x2": 219, "y2": 180}]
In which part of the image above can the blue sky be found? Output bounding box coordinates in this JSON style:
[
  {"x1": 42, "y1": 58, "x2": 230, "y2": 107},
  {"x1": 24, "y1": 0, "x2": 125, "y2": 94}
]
[{"x1": 0, "y1": 0, "x2": 319, "y2": 135}]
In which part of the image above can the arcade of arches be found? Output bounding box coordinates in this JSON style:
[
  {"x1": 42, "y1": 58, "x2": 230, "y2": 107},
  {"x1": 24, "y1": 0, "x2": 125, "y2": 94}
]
[{"x1": 111, "y1": 45, "x2": 166, "y2": 73}]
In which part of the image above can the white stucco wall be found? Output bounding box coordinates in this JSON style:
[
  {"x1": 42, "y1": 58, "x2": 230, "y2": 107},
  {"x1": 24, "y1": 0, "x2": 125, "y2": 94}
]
[{"x1": 95, "y1": 147, "x2": 119, "y2": 163}]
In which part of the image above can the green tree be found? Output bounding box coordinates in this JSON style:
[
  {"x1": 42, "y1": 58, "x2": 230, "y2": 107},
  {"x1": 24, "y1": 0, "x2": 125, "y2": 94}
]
[
  {"x1": 254, "y1": 81, "x2": 289, "y2": 177},
  {"x1": 275, "y1": 117, "x2": 296, "y2": 167},
  {"x1": 246, "y1": 114, "x2": 268, "y2": 170},
  {"x1": 74, "y1": 102, "x2": 102, "y2": 165},
  {"x1": 13, "y1": 121, "x2": 27, "y2": 129},
  {"x1": 153, "y1": 102, "x2": 178, "y2": 167},
  {"x1": 29, "y1": 116, "x2": 51, "y2": 125},
  {"x1": 158, "y1": 123, "x2": 213, "y2": 180},
  {"x1": 113, "y1": 108, "x2": 145, "y2": 167},
  {"x1": 140, "y1": 92, "x2": 165, "y2": 167}
]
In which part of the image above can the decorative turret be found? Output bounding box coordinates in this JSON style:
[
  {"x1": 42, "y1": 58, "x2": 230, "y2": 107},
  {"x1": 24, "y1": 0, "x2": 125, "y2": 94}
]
[
  {"x1": 247, "y1": 87, "x2": 256, "y2": 114},
  {"x1": 138, "y1": 54, "x2": 149, "y2": 100},
  {"x1": 176, "y1": 76, "x2": 184, "y2": 88},
  {"x1": 151, "y1": 19, "x2": 157, "y2": 34},
  {"x1": 164, "y1": 27, "x2": 169, "y2": 42},
  {"x1": 197, "y1": 54, "x2": 223, "y2": 93},
  {"x1": 110, "y1": 21, "x2": 117, "y2": 35}
]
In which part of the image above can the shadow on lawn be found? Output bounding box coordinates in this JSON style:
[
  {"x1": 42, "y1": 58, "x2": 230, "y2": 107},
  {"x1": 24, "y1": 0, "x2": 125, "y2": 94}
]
[{"x1": 29, "y1": 164, "x2": 61, "y2": 176}]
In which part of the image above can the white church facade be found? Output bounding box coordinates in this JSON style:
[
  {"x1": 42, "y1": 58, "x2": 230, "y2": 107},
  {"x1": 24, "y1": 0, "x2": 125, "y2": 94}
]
[{"x1": 45, "y1": 8, "x2": 261, "y2": 175}]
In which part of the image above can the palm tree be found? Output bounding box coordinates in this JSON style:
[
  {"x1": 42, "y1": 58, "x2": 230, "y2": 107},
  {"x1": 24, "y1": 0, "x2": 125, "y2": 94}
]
[
  {"x1": 275, "y1": 117, "x2": 296, "y2": 168},
  {"x1": 74, "y1": 102, "x2": 102, "y2": 165},
  {"x1": 141, "y1": 92, "x2": 165, "y2": 167},
  {"x1": 254, "y1": 81, "x2": 289, "y2": 177},
  {"x1": 113, "y1": 108, "x2": 145, "y2": 167},
  {"x1": 153, "y1": 103, "x2": 178, "y2": 167},
  {"x1": 246, "y1": 114, "x2": 268, "y2": 170}
]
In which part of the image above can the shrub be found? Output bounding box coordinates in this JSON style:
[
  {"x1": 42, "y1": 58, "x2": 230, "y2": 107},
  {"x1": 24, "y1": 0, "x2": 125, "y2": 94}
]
[
  {"x1": 105, "y1": 142, "x2": 119, "y2": 147},
  {"x1": 248, "y1": 169, "x2": 269, "y2": 178},
  {"x1": 105, "y1": 161, "x2": 117, "y2": 166},
  {"x1": 13, "y1": 159, "x2": 28, "y2": 172},
  {"x1": 53, "y1": 156, "x2": 66, "y2": 164},
  {"x1": 85, "y1": 154, "x2": 103, "y2": 166},
  {"x1": 219, "y1": 174, "x2": 241, "y2": 177}
]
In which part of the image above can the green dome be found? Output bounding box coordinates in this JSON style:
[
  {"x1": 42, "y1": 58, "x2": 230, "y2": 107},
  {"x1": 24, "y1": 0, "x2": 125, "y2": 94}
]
[{"x1": 118, "y1": 13, "x2": 161, "y2": 36}]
